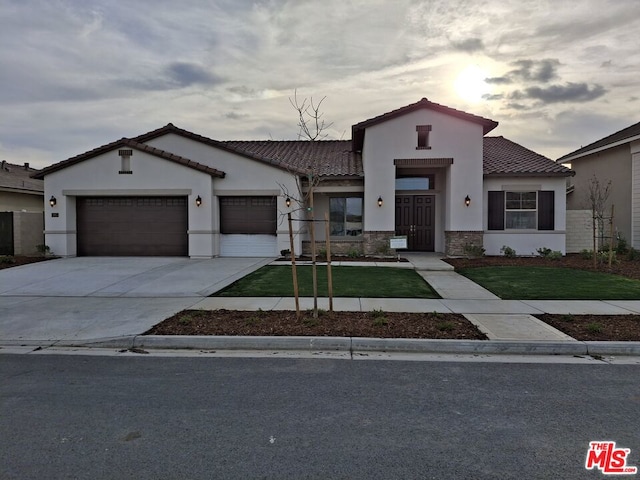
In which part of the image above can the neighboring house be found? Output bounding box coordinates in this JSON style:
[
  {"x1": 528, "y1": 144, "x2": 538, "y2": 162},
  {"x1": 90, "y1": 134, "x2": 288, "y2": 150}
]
[
  {"x1": 559, "y1": 121, "x2": 640, "y2": 250},
  {"x1": 0, "y1": 161, "x2": 44, "y2": 255},
  {"x1": 33, "y1": 98, "x2": 573, "y2": 258}
]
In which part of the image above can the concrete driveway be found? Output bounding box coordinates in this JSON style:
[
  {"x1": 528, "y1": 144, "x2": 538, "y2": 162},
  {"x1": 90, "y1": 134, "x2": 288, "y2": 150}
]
[{"x1": 0, "y1": 257, "x2": 271, "y2": 345}]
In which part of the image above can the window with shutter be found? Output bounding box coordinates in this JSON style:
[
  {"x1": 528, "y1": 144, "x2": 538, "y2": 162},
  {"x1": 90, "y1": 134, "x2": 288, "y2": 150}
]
[{"x1": 488, "y1": 191, "x2": 505, "y2": 230}]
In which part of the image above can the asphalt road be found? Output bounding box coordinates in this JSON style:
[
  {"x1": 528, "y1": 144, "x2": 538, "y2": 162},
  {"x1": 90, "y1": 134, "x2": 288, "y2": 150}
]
[{"x1": 1, "y1": 355, "x2": 639, "y2": 479}]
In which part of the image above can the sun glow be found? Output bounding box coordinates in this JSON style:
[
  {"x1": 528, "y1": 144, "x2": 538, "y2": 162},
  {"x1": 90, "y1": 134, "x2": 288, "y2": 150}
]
[{"x1": 454, "y1": 65, "x2": 490, "y2": 103}]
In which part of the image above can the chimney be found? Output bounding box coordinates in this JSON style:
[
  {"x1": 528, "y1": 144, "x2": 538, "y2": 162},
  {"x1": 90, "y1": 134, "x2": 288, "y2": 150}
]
[{"x1": 24, "y1": 162, "x2": 30, "y2": 170}]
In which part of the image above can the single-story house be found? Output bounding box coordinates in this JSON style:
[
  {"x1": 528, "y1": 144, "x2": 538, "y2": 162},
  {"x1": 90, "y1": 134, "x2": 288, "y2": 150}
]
[
  {"x1": 33, "y1": 98, "x2": 573, "y2": 258},
  {"x1": 559, "y1": 121, "x2": 640, "y2": 250},
  {"x1": 0, "y1": 161, "x2": 44, "y2": 255}
]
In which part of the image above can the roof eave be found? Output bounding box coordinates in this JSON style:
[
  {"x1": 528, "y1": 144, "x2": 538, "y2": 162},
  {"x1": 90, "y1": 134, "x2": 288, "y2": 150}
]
[
  {"x1": 558, "y1": 133, "x2": 640, "y2": 163},
  {"x1": 0, "y1": 186, "x2": 44, "y2": 195},
  {"x1": 484, "y1": 171, "x2": 575, "y2": 178}
]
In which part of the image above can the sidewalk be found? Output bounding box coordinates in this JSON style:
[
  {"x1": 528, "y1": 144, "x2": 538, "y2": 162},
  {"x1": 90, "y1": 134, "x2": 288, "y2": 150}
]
[{"x1": 2, "y1": 254, "x2": 640, "y2": 356}]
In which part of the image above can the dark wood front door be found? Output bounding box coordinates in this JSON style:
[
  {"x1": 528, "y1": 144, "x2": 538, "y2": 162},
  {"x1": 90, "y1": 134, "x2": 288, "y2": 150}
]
[{"x1": 395, "y1": 195, "x2": 435, "y2": 251}]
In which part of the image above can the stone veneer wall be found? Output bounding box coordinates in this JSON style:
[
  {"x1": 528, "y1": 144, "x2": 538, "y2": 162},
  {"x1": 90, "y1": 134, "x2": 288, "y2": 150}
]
[
  {"x1": 301, "y1": 239, "x2": 363, "y2": 256},
  {"x1": 301, "y1": 230, "x2": 396, "y2": 257},
  {"x1": 445, "y1": 230, "x2": 483, "y2": 256},
  {"x1": 362, "y1": 231, "x2": 395, "y2": 256}
]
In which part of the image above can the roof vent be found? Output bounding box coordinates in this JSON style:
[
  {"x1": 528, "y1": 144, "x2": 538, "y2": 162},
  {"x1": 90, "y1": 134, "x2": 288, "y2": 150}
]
[{"x1": 118, "y1": 149, "x2": 133, "y2": 157}]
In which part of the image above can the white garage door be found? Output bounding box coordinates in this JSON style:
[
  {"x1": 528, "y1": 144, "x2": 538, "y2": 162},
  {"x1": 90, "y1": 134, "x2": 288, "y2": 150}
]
[{"x1": 219, "y1": 196, "x2": 278, "y2": 257}]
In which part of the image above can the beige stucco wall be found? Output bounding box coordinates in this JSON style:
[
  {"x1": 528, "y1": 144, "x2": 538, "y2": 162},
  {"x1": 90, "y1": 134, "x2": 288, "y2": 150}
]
[
  {"x1": 483, "y1": 176, "x2": 568, "y2": 255},
  {"x1": 632, "y1": 141, "x2": 640, "y2": 249},
  {"x1": 0, "y1": 191, "x2": 44, "y2": 212},
  {"x1": 44, "y1": 135, "x2": 302, "y2": 257},
  {"x1": 566, "y1": 143, "x2": 632, "y2": 245},
  {"x1": 147, "y1": 133, "x2": 301, "y2": 255},
  {"x1": 361, "y1": 108, "x2": 484, "y2": 252}
]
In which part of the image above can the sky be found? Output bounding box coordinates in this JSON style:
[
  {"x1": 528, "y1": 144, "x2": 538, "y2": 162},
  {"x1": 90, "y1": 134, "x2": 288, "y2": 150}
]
[{"x1": 1, "y1": 0, "x2": 639, "y2": 170}]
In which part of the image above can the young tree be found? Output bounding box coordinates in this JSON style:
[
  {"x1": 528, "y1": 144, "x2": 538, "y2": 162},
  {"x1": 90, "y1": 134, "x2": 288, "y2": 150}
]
[
  {"x1": 281, "y1": 91, "x2": 333, "y2": 318},
  {"x1": 586, "y1": 174, "x2": 612, "y2": 267}
]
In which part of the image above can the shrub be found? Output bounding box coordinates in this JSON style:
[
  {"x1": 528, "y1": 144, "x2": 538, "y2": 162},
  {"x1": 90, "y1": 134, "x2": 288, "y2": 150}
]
[
  {"x1": 536, "y1": 247, "x2": 552, "y2": 257},
  {"x1": 317, "y1": 248, "x2": 327, "y2": 259},
  {"x1": 628, "y1": 248, "x2": 640, "y2": 261},
  {"x1": 586, "y1": 322, "x2": 603, "y2": 334},
  {"x1": 463, "y1": 243, "x2": 485, "y2": 258},
  {"x1": 536, "y1": 247, "x2": 562, "y2": 260},
  {"x1": 580, "y1": 249, "x2": 593, "y2": 260},
  {"x1": 0, "y1": 256, "x2": 15, "y2": 265},
  {"x1": 597, "y1": 251, "x2": 617, "y2": 264},
  {"x1": 36, "y1": 244, "x2": 51, "y2": 256},
  {"x1": 547, "y1": 250, "x2": 563, "y2": 260},
  {"x1": 615, "y1": 235, "x2": 629, "y2": 255},
  {"x1": 376, "y1": 243, "x2": 391, "y2": 256},
  {"x1": 347, "y1": 248, "x2": 361, "y2": 258},
  {"x1": 500, "y1": 245, "x2": 516, "y2": 257},
  {"x1": 280, "y1": 249, "x2": 291, "y2": 257},
  {"x1": 437, "y1": 321, "x2": 455, "y2": 332}
]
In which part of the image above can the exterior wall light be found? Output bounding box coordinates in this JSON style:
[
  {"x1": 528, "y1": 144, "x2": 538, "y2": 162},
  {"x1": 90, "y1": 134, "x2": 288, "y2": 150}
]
[
  {"x1": 377, "y1": 196, "x2": 383, "y2": 207},
  {"x1": 285, "y1": 197, "x2": 291, "y2": 208},
  {"x1": 49, "y1": 195, "x2": 57, "y2": 207},
  {"x1": 464, "y1": 195, "x2": 471, "y2": 207},
  {"x1": 195, "y1": 195, "x2": 202, "y2": 207}
]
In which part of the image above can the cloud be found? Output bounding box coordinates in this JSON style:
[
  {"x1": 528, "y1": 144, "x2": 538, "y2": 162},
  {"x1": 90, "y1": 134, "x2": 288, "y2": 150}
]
[
  {"x1": 482, "y1": 94, "x2": 504, "y2": 101},
  {"x1": 223, "y1": 111, "x2": 248, "y2": 120},
  {"x1": 514, "y1": 83, "x2": 606, "y2": 103},
  {"x1": 165, "y1": 62, "x2": 222, "y2": 87},
  {"x1": 451, "y1": 37, "x2": 484, "y2": 52},
  {"x1": 485, "y1": 76, "x2": 512, "y2": 85}
]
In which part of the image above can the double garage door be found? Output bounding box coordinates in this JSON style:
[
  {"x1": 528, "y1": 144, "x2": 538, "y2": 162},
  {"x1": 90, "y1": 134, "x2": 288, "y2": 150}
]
[
  {"x1": 77, "y1": 197, "x2": 188, "y2": 256},
  {"x1": 76, "y1": 195, "x2": 277, "y2": 257}
]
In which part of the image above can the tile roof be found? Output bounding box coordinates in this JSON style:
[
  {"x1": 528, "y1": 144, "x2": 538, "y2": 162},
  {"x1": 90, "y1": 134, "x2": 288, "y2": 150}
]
[
  {"x1": 221, "y1": 140, "x2": 362, "y2": 177},
  {"x1": 32, "y1": 139, "x2": 225, "y2": 180},
  {"x1": 32, "y1": 125, "x2": 566, "y2": 181},
  {"x1": 483, "y1": 137, "x2": 574, "y2": 177},
  {"x1": 352, "y1": 97, "x2": 499, "y2": 152},
  {"x1": 557, "y1": 120, "x2": 640, "y2": 162},
  {"x1": 133, "y1": 123, "x2": 361, "y2": 176},
  {"x1": 0, "y1": 161, "x2": 44, "y2": 194}
]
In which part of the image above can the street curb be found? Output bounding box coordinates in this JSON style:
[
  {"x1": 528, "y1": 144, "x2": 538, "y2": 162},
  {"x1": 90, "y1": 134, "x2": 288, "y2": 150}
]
[
  {"x1": 77, "y1": 336, "x2": 640, "y2": 356},
  {"x1": 132, "y1": 335, "x2": 352, "y2": 352},
  {"x1": 3, "y1": 336, "x2": 640, "y2": 356}
]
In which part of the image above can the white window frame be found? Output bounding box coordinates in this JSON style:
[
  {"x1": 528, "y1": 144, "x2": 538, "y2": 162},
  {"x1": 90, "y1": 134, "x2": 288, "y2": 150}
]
[{"x1": 505, "y1": 191, "x2": 537, "y2": 230}]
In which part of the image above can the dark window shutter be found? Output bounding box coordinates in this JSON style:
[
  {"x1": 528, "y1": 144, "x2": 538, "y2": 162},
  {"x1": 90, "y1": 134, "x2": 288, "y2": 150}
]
[
  {"x1": 538, "y1": 191, "x2": 554, "y2": 230},
  {"x1": 488, "y1": 191, "x2": 505, "y2": 230}
]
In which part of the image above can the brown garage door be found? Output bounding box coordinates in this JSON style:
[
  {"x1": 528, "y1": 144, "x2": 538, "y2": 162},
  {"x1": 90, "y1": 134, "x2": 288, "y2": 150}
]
[
  {"x1": 77, "y1": 197, "x2": 188, "y2": 256},
  {"x1": 219, "y1": 196, "x2": 277, "y2": 234}
]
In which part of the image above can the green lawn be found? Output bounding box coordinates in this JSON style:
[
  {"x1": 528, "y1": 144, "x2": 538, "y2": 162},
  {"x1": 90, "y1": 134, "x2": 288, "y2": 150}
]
[
  {"x1": 215, "y1": 265, "x2": 439, "y2": 298},
  {"x1": 458, "y1": 266, "x2": 640, "y2": 300}
]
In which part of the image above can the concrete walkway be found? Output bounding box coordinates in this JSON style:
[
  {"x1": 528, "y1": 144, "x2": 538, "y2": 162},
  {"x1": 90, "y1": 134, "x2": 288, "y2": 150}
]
[
  {"x1": 202, "y1": 253, "x2": 640, "y2": 343},
  {"x1": 1, "y1": 254, "x2": 639, "y2": 354}
]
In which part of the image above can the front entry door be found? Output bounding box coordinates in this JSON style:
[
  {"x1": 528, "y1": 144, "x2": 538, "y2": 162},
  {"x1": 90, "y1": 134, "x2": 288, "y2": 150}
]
[{"x1": 395, "y1": 195, "x2": 435, "y2": 251}]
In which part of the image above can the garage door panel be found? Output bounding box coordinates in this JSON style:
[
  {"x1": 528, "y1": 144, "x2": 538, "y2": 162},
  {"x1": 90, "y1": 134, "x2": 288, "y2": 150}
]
[
  {"x1": 220, "y1": 234, "x2": 277, "y2": 257},
  {"x1": 219, "y1": 196, "x2": 277, "y2": 256},
  {"x1": 77, "y1": 196, "x2": 188, "y2": 256}
]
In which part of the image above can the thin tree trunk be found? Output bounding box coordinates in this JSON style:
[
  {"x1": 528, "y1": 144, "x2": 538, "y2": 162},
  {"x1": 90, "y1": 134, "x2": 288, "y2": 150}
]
[
  {"x1": 324, "y1": 211, "x2": 333, "y2": 313},
  {"x1": 309, "y1": 185, "x2": 318, "y2": 318},
  {"x1": 608, "y1": 204, "x2": 615, "y2": 268},
  {"x1": 592, "y1": 207, "x2": 597, "y2": 269},
  {"x1": 287, "y1": 213, "x2": 300, "y2": 319}
]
